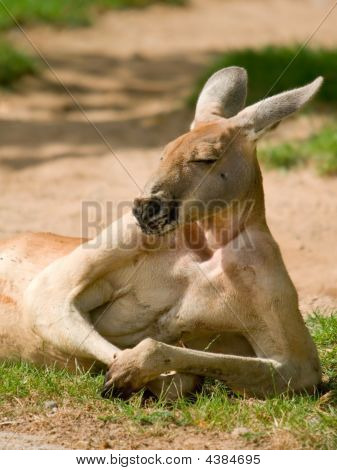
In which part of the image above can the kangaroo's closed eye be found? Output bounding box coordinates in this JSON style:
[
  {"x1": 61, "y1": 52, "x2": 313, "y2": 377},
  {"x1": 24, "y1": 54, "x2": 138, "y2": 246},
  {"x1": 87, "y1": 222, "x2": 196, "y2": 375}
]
[{"x1": 191, "y1": 159, "x2": 218, "y2": 164}]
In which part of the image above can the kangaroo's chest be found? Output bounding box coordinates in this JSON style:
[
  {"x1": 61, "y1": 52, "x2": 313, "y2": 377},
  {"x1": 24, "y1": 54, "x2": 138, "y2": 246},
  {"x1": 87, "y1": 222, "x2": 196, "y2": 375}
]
[{"x1": 91, "y1": 247, "x2": 238, "y2": 348}]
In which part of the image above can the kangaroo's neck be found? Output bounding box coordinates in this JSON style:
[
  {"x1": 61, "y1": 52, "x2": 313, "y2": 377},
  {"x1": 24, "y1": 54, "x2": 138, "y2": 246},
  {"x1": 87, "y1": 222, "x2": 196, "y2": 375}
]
[{"x1": 202, "y1": 160, "x2": 267, "y2": 249}]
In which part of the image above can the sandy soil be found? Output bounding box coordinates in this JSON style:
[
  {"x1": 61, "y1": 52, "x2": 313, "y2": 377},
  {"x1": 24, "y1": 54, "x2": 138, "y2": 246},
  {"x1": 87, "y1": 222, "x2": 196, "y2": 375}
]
[
  {"x1": 0, "y1": 0, "x2": 337, "y2": 449},
  {"x1": 0, "y1": 400, "x2": 305, "y2": 450}
]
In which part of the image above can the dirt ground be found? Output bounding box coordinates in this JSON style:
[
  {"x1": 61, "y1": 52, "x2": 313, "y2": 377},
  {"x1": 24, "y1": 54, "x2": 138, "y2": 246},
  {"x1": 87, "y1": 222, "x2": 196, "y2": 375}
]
[
  {"x1": 0, "y1": 398, "x2": 308, "y2": 450},
  {"x1": 0, "y1": 0, "x2": 337, "y2": 449}
]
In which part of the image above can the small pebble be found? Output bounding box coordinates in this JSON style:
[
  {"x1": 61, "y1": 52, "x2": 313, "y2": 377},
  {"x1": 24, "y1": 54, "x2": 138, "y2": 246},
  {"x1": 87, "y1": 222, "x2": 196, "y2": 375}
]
[
  {"x1": 231, "y1": 427, "x2": 250, "y2": 437},
  {"x1": 102, "y1": 440, "x2": 113, "y2": 449},
  {"x1": 44, "y1": 400, "x2": 58, "y2": 412},
  {"x1": 76, "y1": 440, "x2": 88, "y2": 449}
]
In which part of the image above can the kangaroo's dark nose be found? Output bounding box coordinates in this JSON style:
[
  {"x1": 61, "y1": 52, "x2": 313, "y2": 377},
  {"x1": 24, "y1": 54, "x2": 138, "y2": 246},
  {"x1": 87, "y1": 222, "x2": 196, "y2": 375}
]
[
  {"x1": 132, "y1": 196, "x2": 179, "y2": 235},
  {"x1": 132, "y1": 197, "x2": 162, "y2": 224},
  {"x1": 146, "y1": 199, "x2": 161, "y2": 218}
]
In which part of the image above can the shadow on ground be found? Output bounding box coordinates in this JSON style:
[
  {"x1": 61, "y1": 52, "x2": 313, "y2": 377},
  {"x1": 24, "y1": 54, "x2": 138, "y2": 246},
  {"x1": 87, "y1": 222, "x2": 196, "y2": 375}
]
[{"x1": 0, "y1": 51, "x2": 212, "y2": 170}]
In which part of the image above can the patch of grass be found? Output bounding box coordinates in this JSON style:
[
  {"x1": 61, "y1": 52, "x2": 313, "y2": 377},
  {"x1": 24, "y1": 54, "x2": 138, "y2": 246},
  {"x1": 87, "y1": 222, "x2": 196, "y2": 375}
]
[
  {"x1": 0, "y1": 362, "x2": 103, "y2": 403},
  {"x1": 0, "y1": 40, "x2": 37, "y2": 87},
  {"x1": 0, "y1": 1, "x2": 89, "y2": 29},
  {"x1": 190, "y1": 46, "x2": 337, "y2": 107},
  {"x1": 305, "y1": 126, "x2": 337, "y2": 176},
  {"x1": 307, "y1": 312, "x2": 337, "y2": 385},
  {"x1": 0, "y1": 0, "x2": 186, "y2": 30},
  {"x1": 259, "y1": 126, "x2": 337, "y2": 175},
  {"x1": 0, "y1": 311, "x2": 336, "y2": 449},
  {"x1": 259, "y1": 143, "x2": 303, "y2": 171}
]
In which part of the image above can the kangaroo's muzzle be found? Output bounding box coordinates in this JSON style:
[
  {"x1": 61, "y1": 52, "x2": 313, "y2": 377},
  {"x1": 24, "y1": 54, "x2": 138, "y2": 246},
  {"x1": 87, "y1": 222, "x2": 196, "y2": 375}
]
[{"x1": 132, "y1": 196, "x2": 180, "y2": 235}]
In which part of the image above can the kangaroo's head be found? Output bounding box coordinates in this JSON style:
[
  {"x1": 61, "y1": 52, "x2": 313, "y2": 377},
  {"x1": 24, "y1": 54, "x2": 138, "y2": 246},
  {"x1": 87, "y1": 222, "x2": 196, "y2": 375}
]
[{"x1": 133, "y1": 67, "x2": 323, "y2": 235}]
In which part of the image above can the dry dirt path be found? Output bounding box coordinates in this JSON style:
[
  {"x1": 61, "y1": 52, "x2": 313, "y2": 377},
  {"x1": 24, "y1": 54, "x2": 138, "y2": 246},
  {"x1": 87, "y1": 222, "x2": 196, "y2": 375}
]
[{"x1": 0, "y1": 0, "x2": 337, "y2": 449}]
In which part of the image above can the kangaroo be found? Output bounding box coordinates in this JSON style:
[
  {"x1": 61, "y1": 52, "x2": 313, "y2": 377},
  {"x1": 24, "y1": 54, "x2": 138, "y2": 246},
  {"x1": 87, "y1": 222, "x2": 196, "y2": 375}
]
[{"x1": 0, "y1": 67, "x2": 322, "y2": 399}]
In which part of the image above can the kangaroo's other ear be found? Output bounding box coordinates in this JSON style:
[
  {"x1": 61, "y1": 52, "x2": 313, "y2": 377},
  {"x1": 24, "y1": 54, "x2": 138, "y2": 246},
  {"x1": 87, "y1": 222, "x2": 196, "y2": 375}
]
[
  {"x1": 232, "y1": 77, "x2": 323, "y2": 140},
  {"x1": 191, "y1": 67, "x2": 248, "y2": 129}
]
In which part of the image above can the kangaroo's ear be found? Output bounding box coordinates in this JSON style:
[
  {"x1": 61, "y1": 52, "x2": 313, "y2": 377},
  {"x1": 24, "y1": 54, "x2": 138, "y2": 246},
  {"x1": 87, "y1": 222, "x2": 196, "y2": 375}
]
[
  {"x1": 232, "y1": 77, "x2": 323, "y2": 140},
  {"x1": 191, "y1": 67, "x2": 248, "y2": 129}
]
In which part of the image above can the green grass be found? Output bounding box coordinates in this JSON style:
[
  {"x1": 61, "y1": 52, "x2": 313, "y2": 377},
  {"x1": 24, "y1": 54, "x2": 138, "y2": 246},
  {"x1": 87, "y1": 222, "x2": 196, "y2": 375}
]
[
  {"x1": 0, "y1": 40, "x2": 37, "y2": 87},
  {"x1": 190, "y1": 46, "x2": 337, "y2": 107},
  {"x1": 307, "y1": 313, "x2": 337, "y2": 384},
  {"x1": 0, "y1": 361, "x2": 104, "y2": 402},
  {"x1": 0, "y1": 0, "x2": 185, "y2": 30},
  {"x1": 259, "y1": 126, "x2": 337, "y2": 175},
  {"x1": 0, "y1": 311, "x2": 337, "y2": 449}
]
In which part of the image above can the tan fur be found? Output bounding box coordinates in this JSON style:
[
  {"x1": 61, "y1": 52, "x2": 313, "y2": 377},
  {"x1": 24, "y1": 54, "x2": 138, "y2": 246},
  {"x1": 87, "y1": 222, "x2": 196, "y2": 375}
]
[{"x1": 0, "y1": 71, "x2": 323, "y2": 399}]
